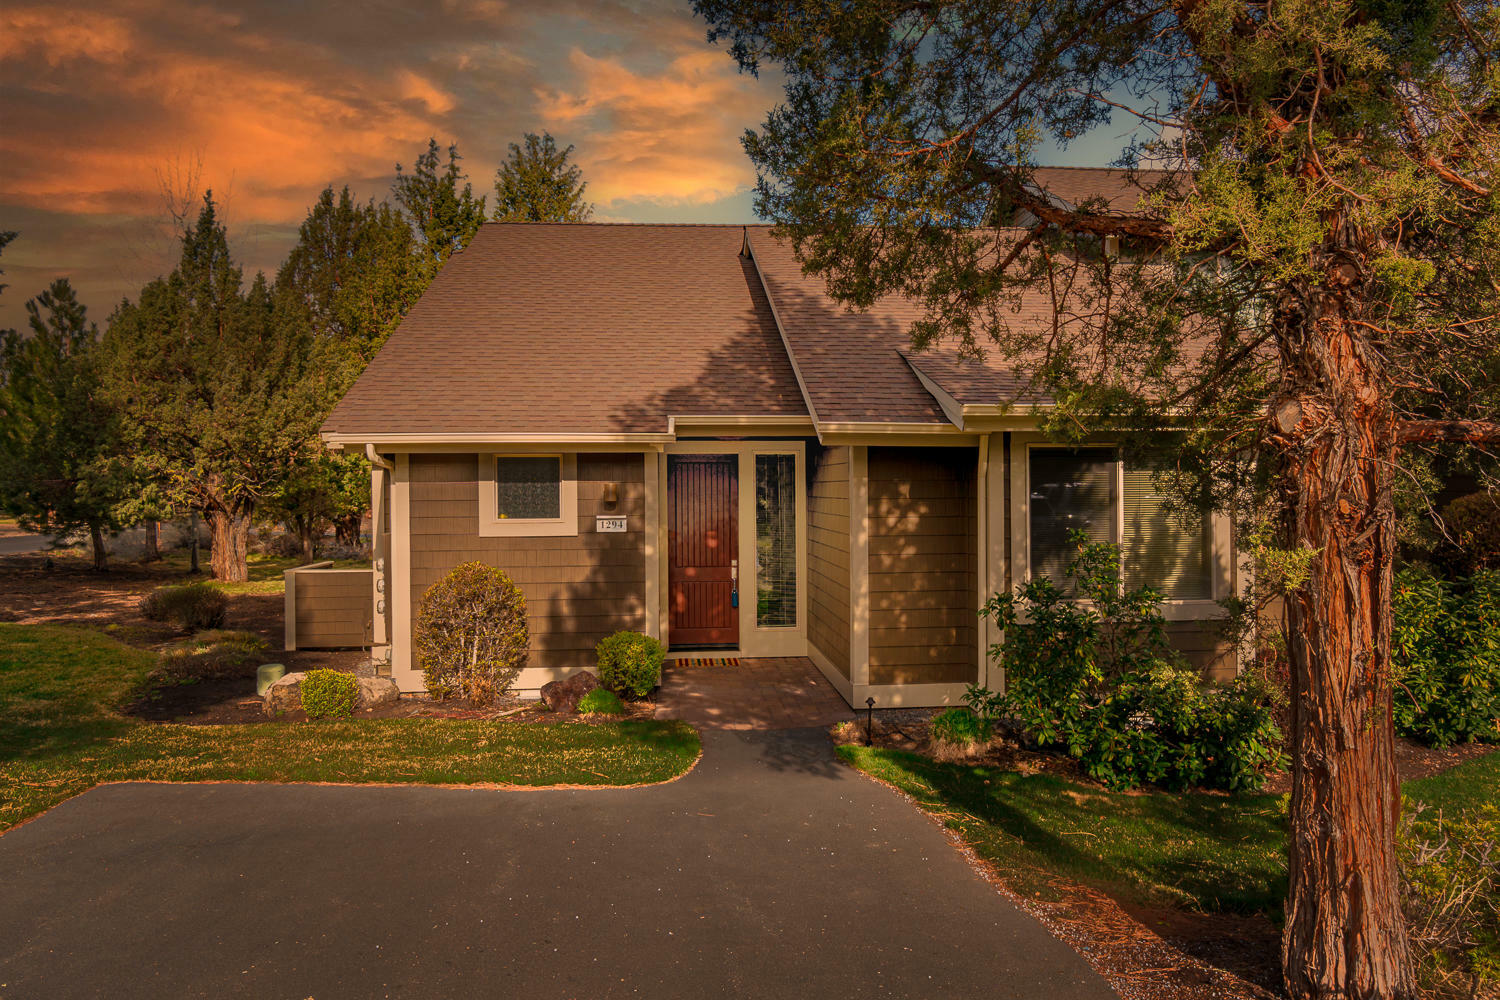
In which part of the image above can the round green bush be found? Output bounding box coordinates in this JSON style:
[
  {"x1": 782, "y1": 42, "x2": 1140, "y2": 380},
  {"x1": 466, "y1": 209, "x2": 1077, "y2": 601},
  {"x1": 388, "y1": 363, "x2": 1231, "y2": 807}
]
[
  {"x1": 577, "y1": 688, "x2": 625, "y2": 715},
  {"x1": 1441, "y1": 492, "x2": 1500, "y2": 576},
  {"x1": 595, "y1": 630, "x2": 665, "y2": 698},
  {"x1": 301, "y1": 669, "x2": 359, "y2": 719},
  {"x1": 413, "y1": 561, "x2": 529, "y2": 704},
  {"x1": 139, "y1": 582, "x2": 228, "y2": 631},
  {"x1": 931, "y1": 707, "x2": 990, "y2": 747}
]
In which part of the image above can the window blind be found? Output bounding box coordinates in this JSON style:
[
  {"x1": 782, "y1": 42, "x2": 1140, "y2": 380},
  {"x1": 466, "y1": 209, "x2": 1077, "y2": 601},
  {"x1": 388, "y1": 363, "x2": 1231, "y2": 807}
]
[
  {"x1": 495, "y1": 456, "x2": 561, "y2": 520},
  {"x1": 1028, "y1": 448, "x2": 1117, "y2": 587},
  {"x1": 755, "y1": 454, "x2": 797, "y2": 627},
  {"x1": 1122, "y1": 467, "x2": 1212, "y2": 600}
]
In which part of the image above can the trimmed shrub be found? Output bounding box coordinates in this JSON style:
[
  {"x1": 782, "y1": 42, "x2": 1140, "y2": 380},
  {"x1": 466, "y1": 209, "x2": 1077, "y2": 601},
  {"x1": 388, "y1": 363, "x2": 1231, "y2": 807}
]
[
  {"x1": 139, "y1": 582, "x2": 228, "y2": 631},
  {"x1": 413, "y1": 561, "x2": 528, "y2": 704},
  {"x1": 1440, "y1": 491, "x2": 1500, "y2": 576},
  {"x1": 1400, "y1": 802, "x2": 1500, "y2": 999},
  {"x1": 301, "y1": 669, "x2": 359, "y2": 719},
  {"x1": 1393, "y1": 567, "x2": 1500, "y2": 747},
  {"x1": 931, "y1": 708, "x2": 990, "y2": 750},
  {"x1": 972, "y1": 532, "x2": 1284, "y2": 791},
  {"x1": 595, "y1": 631, "x2": 665, "y2": 698},
  {"x1": 577, "y1": 688, "x2": 625, "y2": 715}
]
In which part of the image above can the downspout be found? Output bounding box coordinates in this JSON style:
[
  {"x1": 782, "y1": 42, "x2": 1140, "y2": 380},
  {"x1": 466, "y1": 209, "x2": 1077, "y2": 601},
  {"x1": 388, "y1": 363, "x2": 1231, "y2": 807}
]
[{"x1": 365, "y1": 443, "x2": 394, "y2": 472}]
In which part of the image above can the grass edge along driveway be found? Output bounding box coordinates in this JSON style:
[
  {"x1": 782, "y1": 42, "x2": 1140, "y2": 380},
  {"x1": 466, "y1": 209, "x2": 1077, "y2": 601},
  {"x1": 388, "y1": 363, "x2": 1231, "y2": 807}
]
[
  {"x1": 0, "y1": 623, "x2": 701, "y2": 833},
  {"x1": 836, "y1": 742, "x2": 1500, "y2": 918}
]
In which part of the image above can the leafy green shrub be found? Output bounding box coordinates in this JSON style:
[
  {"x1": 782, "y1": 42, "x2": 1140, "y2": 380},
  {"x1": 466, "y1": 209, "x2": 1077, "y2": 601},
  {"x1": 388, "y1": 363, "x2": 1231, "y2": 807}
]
[
  {"x1": 152, "y1": 630, "x2": 269, "y2": 686},
  {"x1": 595, "y1": 631, "x2": 665, "y2": 698},
  {"x1": 1393, "y1": 567, "x2": 1500, "y2": 747},
  {"x1": 1400, "y1": 802, "x2": 1500, "y2": 999},
  {"x1": 972, "y1": 532, "x2": 1284, "y2": 791},
  {"x1": 931, "y1": 708, "x2": 990, "y2": 749},
  {"x1": 413, "y1": 561, "x2": 529, "y2": 704},
  {"x1": 139, "y1": 582, "x2": 228, "y2": 631},
  {"x1": 300, "y1": 669, "x2": 359, "y2": 719},
  {"x1": 577, "y1": 688, "x2": 625, "y2": 715},
  {"x1": 1439, "y1": 492, "x2": 1500, "y2": 576}
]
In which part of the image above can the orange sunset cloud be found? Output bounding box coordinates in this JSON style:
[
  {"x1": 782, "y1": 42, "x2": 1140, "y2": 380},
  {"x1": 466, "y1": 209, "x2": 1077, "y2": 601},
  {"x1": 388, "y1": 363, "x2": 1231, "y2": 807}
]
[{"x1": 0, "y1": 0, "x2": 783, "y2": 328}]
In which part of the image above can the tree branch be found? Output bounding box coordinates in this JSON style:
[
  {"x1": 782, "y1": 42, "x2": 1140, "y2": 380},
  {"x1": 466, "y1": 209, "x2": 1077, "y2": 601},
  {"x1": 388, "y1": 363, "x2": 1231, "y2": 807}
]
[{"x1": 1398, "y1": 420, "x2": 1500, "y2": 444}]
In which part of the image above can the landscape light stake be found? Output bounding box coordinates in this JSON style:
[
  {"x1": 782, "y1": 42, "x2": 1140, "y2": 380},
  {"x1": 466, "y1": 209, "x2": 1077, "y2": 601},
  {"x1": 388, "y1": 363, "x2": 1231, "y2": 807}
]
[{"x1": 865, "y1": 697, "x2": 876, "y2": 746}]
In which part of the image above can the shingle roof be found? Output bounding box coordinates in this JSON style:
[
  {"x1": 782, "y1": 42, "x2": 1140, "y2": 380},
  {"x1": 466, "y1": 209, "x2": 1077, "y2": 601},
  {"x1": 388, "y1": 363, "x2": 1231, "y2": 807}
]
[
  {"x1": 322, "y1": 224, "x2": 808, "y2": 437},
  {"x1": 899, "y1": 348, "x2": 1051, "y2": 407}
]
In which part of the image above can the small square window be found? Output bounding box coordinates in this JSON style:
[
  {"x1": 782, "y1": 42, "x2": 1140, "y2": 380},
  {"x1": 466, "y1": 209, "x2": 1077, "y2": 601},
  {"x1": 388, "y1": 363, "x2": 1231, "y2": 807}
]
[{"x1": 495, "y1": 456, "x2": 561, "y2": 520}]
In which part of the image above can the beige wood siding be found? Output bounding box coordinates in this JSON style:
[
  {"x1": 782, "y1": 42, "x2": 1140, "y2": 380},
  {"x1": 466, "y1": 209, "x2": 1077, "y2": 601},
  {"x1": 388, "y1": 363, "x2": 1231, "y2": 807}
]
[
  {"x1": 1168, "y1": 621, "x2": 1237, "y2": 682},
  {"x1": 408, "y1": 453, "x2": 646, "y2": 670},
  {"x1": 868, "y1": 447, "x2": 979, "y2": 686},
  {"x1": 293, "y1": 570, "x2": 373, "y2": 648},
  {"x1": 807, "y1": 445, "x2": 851, "y2": 677}
]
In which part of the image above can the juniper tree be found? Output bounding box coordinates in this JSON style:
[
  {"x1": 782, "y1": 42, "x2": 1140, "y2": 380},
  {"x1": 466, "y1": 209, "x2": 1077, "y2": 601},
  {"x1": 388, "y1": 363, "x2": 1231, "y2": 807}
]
[
  {"x1": 393, "y1": 139, "x2": 487, "y2": 283},
  {"x1": 493, "y1": 132, "x2": 594, "y2": 222},
  {"x1": 102, "y1": 196, "x2": 323, "y2": 582},
  {"x1": 695, "y1": 1, "x2": 1500, "y2": 996},
  {"x1": 0, "y1": 278, "x2": 122, "y2": 570}
]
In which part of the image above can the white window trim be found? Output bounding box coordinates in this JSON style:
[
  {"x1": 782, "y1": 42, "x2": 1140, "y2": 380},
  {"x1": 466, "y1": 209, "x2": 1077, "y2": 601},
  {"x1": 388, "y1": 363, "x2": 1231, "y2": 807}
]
[
  {"x1": 1019, "y1": 440, "x2": 1229, "y2": 619},
  {"x1": 478, "y1": 452, "x2": 578, "y2": 538}
]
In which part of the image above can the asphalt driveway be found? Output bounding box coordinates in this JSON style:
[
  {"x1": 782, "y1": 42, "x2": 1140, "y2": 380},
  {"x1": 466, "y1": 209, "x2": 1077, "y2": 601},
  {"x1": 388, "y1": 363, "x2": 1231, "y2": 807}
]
[{"x1": 0, "y1": 729, "x2": 1114, "y2": 999}]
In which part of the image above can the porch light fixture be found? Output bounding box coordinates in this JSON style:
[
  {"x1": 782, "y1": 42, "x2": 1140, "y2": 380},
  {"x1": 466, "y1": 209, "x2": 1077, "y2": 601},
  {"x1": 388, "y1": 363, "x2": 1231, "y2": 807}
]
[
  {"x1": 602, "y1": 482, "x2": 619, "y2": 509},
  {"x1": 865, "y1": 697, "x2": 876, "y2": 746}
]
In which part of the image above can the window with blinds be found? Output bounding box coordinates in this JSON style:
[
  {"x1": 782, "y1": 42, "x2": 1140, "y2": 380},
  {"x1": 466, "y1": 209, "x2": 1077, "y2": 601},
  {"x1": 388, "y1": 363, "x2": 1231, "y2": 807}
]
[
  {"x1": 1122, "y1": 467, "x2": 1213, "y2": 600},
  {"x1": 495, "y1": 456, "x2": 562, "y2": 520},
  {"x1": 1028, "y1": 448, "x2": 1117, "y2": 587},
  {"x1": 755, "y1": 454, "x2": 797, "y2": 627}
]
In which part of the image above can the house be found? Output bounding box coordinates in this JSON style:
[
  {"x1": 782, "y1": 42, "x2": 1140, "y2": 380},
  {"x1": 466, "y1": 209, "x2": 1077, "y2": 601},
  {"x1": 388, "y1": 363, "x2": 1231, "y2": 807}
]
[{"x1": 320, "y1": 168, "x2": 1242, "y2": 708}]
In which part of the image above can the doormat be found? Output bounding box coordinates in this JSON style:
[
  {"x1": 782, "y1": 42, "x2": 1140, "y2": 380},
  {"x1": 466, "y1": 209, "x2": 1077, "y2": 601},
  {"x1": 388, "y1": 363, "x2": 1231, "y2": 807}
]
[{"x1": 670, "y1": 657, "x2": 741, "y2": 668}]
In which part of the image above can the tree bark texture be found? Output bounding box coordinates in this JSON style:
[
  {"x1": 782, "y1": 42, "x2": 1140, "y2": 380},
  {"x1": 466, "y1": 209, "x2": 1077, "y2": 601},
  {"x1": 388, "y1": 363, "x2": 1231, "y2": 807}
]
[
  {"x1": 1275, "y1": 249, "x2": 1416, "y2": 999},
  {"x1": 88, "y1": 522, "x2": 108, "y2": 572},
  {"x1": 209, "y1": 509, "x2": 251, "y2": 583},
  {"x1": 142, "y1": 519, "x2": 159, "y2": 562}
]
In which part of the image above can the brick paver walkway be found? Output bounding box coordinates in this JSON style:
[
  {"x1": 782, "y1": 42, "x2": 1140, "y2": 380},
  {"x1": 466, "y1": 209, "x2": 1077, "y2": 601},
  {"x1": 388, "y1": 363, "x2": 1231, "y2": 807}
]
[{"x1": 655, "y1": 656, "x2": 855, "y2": 730}]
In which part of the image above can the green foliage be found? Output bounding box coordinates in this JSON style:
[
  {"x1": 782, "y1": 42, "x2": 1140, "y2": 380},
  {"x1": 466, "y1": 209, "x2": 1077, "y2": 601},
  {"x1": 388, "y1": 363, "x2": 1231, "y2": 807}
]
[
  {"x1": 1439, "y1": 492, "x2": 1500, "y2": 577},
  {"x1": 493, "y1": 132, "x2": 593, "y2": 223},
  {"x1": 100, "y1": 196, "x2": 325, "y2": 582},
  {"x1": 300, "y1": 669, "x2": 359, "y2": 720},
  {"x1": 0, "y1": 279, "x2": 123, "y2": 567},
  {"x1": 975, "y1": 532, "x2": 1284, "y2": 790},
  {"x1": 1392, "y1": 568, "x2": 1500, "y2": 747},
  {"x1": 138, "y1": 582, "x2": 228, "y2": 631},
  {"x1": 577, "y1": 688, "x2": 625, "y2": 715},
  {"x1": 1399, "y1": 802, "x2": 1500, "y2": 999},
  {"x1": 932, "y1": 708, "x2": 990, "y2": 748},
  {"x1": 594, "y1": 631, "x2": 665, "y2": 698},
  {"x1": 413, "y1": 561, "x2": 529, "y2": 704},
  {"x1": 151, "y1": 630, "x2": 268, "y2": 686},
  {"x1": 393, "y1": 139, "x2": 487, "y2": 283}
]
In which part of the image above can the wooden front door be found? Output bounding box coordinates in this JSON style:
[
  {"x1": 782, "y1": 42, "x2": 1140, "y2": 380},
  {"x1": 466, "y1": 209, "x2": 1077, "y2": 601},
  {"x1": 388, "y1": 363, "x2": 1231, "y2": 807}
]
[{"x1": 668, "y1": 454, "x2": 739, "y2": 647}]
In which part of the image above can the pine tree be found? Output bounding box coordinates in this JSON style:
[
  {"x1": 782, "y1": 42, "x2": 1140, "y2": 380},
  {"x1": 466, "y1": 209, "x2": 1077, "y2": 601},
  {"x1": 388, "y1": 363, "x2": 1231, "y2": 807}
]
[{"x1": 393, "y1": 139, "x2": 487, "y2": 283}]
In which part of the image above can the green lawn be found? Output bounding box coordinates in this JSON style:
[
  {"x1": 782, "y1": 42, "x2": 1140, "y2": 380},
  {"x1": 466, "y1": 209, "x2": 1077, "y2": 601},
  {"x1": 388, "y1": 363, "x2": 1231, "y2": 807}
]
[
  {"x1": 0, "y1": 623, "x2": 700, "y2": 832},
  {"x1": 837, "y1": 741, "x2": 1500, "y2": 917}
]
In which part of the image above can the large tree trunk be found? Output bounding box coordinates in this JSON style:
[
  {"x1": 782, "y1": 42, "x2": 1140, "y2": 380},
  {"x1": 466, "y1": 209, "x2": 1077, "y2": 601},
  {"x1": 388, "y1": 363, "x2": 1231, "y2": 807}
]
[
  {"x1": 88, "y1": 522, "x2": 108, "y2": 572},
  {"x1": 1275, "y1": 251, "x2": 1415, "y2": 999},
  {"x1": 142, "y1": 519, "x2": 159, "y2": 562},
  {"x1": 209, "y1": 509, "x2": 251, "y2": 583}
]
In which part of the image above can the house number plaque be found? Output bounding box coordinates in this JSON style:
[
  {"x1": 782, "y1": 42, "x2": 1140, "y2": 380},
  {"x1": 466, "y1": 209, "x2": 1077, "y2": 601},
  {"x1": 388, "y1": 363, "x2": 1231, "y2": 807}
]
[{"x1": 595, "y1": 516, "x2": 627, "y2": 533}]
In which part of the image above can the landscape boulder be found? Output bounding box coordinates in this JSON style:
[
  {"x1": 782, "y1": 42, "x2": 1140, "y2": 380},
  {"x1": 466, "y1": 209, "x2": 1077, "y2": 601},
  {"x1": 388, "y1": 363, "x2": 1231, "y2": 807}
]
[
  {"x1": 263, "y1": 671, "x2": 401, "y2": 716},
  {"x1": 539, "y1": 670, "x2": 600, "y2": 714}
]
